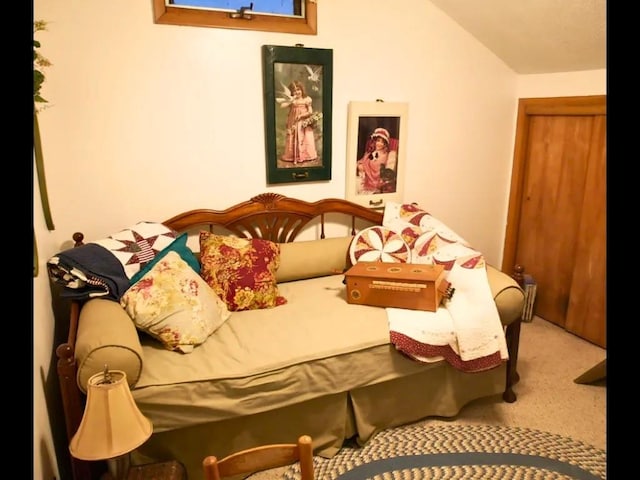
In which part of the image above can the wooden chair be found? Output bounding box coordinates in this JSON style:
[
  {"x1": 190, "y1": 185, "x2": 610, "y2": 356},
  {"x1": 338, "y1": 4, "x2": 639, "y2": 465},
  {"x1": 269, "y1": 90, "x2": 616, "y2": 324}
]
[{"x1": 202, "y1": 435, "x2": 315, "y2": 480}]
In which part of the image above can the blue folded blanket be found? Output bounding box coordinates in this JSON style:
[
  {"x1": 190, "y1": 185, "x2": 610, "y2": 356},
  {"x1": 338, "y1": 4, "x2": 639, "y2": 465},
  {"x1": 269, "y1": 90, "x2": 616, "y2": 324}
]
[
  {"x1": 47, "y1": 221, "x2": 179, "y2": 301},
  {"x1": 47, "y1": 243, "x2": 130, "y2": 301}
]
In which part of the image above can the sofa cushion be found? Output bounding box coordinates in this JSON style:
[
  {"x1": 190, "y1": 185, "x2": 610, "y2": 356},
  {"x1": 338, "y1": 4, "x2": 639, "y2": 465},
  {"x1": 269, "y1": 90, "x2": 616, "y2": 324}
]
[
  {"x1": 120, "y1": 251, "x2": 232, "y2": 353},
  {"x1": 276, "y1": 237, "x2": 354, "y2": 283},
  {"x1": 130, "y1": 233, "x2": 200, "y2": 285},
  {"x1": 199, "y1": 232, "x2": 286, "y2": 311}
]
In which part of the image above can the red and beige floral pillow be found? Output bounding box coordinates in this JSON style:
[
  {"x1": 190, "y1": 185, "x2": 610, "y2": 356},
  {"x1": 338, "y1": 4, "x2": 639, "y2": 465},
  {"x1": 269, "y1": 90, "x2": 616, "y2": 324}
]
[
  {"x1": 120, "y1": 231, "x2": 287, "y2": 353},
  {"x1": 120, "y1": 251, "x2": 231, "y2": 353},
  {"x1": 199, "y1": 232, "x2": 287, "y2": 311}
]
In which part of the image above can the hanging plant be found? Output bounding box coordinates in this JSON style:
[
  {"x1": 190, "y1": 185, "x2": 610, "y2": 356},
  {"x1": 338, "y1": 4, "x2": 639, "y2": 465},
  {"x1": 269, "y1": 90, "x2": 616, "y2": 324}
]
[
  {"x1": 34, "y1": 20, "x2": 52, "y2": 109},
  {"x1": 34, "y1": 20, "x2": 55, "y2": 277}
]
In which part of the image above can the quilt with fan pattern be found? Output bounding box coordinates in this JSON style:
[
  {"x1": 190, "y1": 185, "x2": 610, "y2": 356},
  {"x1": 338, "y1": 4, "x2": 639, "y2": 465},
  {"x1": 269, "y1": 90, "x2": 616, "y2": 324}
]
[{"x1": 349, "y1": 202, "x2": 508, "y2": 373}]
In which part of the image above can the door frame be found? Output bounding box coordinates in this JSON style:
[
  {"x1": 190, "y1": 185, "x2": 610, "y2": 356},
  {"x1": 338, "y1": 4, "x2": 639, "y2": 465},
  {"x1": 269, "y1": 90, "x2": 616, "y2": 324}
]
[{"x1": 501, "y1": 95, "x2": 606, "y2": 273}]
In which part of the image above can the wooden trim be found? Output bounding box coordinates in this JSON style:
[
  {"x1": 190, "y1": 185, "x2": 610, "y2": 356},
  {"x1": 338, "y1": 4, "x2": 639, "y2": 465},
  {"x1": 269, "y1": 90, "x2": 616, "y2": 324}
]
[
  {"x1": 501, "y1": 95, "x2": 606, "y2": 274},
  {"x1": 152, "y1": 0, "x2": 317, "y2": 35},
  {"x1": 524, "y1": 97, "x2": 607, "y2": 115},
  {"x1": 525, "y1": 105, "x2": 606, "y2": 115},
  {"x1": 522, "y1": 95, "x2": 606, "y2": 110}
]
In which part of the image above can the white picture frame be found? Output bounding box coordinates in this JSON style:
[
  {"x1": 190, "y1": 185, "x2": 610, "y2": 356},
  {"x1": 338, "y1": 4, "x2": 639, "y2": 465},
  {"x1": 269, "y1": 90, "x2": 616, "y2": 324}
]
[{"x1": 345, "y1": 101, "x2": 408, "y2": 209}]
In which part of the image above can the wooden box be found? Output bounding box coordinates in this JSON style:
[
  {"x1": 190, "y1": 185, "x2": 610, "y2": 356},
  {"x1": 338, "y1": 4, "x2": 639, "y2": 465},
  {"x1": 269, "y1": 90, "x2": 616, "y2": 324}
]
[{"x1": 345, "y1": 262, "x2": 451, "y2": 312}]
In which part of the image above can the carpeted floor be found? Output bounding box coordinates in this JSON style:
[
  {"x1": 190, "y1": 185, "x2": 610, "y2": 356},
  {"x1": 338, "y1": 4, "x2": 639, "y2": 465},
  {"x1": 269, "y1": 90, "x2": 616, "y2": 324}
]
[
  {"x1": 282, "y1": 423, "x2": 606, "y2": 479},
  {"x1": 248, "y1": 318, "x2": 606, "y2": 479}
]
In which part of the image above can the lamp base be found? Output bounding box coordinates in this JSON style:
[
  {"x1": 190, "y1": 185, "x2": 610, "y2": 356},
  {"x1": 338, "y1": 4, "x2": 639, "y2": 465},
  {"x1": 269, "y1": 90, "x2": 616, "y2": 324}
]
[{"x1": 98, "y1": 454, "x2": 130, "y2": 480}]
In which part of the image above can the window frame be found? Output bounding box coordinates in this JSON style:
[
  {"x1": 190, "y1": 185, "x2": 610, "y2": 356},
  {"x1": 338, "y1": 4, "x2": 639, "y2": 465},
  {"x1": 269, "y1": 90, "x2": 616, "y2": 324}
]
[{"x1": 152, "y1": 0, "x2": 317, "y2": 35}]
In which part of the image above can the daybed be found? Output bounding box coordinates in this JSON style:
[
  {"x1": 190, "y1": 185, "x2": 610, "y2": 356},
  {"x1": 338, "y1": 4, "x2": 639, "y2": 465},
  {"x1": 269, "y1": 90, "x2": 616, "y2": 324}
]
[{"x1": 54, "y1": 193, "x2": 525, "y2": 480}]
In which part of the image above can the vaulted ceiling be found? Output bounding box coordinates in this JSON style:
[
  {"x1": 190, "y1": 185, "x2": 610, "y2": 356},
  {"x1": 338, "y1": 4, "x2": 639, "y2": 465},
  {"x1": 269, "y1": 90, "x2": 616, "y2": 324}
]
[{"x1": 429, "y1": 0, "x2": 606, "y2": 74}]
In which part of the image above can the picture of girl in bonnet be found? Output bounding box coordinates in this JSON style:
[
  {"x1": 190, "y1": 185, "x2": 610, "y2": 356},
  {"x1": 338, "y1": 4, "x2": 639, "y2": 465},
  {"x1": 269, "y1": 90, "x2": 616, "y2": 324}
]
[{"x1": 356, "y1": 127, "x2": 398, "y2": 194}]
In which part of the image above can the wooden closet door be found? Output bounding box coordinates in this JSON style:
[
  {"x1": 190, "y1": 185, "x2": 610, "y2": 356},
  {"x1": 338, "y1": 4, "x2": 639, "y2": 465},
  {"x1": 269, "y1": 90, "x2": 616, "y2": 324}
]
[
  {"x1": 564, "y1": 115, "x2": 606, "y2": 346},
  {"x1": 516, "y1": 115, "x2": 595, "y2": 329},
  {"x1": 502, "y1": 96, "x2": 606, "y2": 348}
]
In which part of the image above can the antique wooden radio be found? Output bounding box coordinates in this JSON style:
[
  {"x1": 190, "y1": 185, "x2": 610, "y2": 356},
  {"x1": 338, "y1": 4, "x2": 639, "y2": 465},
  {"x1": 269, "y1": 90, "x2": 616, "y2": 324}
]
[{"x1": 344, "y1": 262, "x2": 454, "y2": 311}]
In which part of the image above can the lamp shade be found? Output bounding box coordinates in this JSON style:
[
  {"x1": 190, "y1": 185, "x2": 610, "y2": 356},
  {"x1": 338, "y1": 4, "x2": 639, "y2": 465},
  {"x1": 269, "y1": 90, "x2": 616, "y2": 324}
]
[{"x1": 69, "y1": 369, "x2": 153, "y2": 461}]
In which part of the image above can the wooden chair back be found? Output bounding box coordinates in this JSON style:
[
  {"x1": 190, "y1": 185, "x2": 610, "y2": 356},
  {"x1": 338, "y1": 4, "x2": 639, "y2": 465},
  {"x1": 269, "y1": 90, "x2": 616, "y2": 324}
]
[{"x1": 202, "y1": 435, "x2": 314, "y2": 480}]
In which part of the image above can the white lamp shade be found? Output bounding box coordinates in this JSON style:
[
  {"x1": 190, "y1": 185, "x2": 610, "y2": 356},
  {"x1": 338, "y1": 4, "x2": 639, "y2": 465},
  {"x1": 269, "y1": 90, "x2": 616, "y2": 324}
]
[{"x1": 69, "y1": 370, "x2": 153, "y2": 461}]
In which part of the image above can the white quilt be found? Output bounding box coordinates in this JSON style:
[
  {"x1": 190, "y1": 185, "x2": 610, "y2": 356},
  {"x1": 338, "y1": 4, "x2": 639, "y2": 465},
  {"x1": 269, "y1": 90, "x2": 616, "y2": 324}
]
[{"x1": 351, "y1": 202, "x2": 509, "y2": 373}]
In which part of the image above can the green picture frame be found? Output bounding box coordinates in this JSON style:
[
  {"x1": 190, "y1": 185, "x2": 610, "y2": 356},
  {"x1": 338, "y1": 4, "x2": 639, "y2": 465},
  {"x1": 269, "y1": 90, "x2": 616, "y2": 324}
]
[{"x1": 262, "y1": 44, "x2": 333, "y2": 184}]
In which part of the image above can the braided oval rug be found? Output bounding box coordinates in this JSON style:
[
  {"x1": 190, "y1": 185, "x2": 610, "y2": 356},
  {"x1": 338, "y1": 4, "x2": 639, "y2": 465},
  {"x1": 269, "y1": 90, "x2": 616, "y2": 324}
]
[{"x1": 283, "y1": 423, "x2": 606, "y2": 480}]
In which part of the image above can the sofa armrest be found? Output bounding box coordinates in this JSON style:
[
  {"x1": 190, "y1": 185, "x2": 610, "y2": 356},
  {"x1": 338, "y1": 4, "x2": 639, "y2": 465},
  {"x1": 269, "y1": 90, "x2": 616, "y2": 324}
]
[
  {"x1": 486, "y1": 264, "x2": 524, "y2": 403},
  {"x1": 486, "y1": 265, "x2": 525, "y2": 326},
  {"x1": 75, "y1": 298, "x2": 144, "y2": 393}
]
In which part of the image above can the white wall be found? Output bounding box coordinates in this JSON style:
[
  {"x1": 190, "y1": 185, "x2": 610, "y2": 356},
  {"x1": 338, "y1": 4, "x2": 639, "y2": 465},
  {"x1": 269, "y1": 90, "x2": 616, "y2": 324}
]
[{"x1": 32, "y1": 1, "x2": 605, "y2": 478}]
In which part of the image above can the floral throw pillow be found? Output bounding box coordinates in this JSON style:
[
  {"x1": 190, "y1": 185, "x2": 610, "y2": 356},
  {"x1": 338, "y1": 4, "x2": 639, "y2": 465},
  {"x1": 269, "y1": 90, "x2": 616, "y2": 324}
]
[
  {"x1": 199, "y1": 232, "x2": 287, "y2": 311},
  {"x1": 120, "y1": 250, "x2": 231, "y2": 353}
]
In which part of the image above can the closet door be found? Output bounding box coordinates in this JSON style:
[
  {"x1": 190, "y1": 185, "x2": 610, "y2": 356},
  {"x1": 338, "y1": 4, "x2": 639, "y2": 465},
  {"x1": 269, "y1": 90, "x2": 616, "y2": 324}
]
[
  {"x1": 564, "y1": 115, "x2": 606, "y2": 346},
  {"x1": 502, "y1": 96, "x2": 606, "y2": 348}
]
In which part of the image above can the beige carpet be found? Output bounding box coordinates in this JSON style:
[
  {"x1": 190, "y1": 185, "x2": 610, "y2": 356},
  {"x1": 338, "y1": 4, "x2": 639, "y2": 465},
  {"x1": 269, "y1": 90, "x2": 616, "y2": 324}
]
[{"x1": 250, "y1": 316, "x2": 606, "y2": 479}]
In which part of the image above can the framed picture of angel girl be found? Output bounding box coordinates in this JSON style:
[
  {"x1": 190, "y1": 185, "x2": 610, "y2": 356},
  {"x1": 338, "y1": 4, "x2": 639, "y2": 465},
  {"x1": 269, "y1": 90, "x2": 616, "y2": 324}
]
[
  {"x1": 345, "y1": 101, "x2": 409, "y2": 209},
  {"x1": 262, "y1": 44, "x2": 333, "y2": 184}
]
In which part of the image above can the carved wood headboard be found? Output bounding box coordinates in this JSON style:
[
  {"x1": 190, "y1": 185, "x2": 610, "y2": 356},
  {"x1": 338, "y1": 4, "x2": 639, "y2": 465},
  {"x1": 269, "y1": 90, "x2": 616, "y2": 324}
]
[{"x1": 161, "y1": 192, "x2": 384, "y2": 242}]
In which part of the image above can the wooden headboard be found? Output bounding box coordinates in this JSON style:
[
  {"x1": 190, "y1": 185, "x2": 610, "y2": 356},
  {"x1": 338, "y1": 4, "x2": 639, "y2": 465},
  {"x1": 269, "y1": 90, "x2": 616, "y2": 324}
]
[
  {"x1": 71, "y1": 193, "x2": 384, "y2": 247},
  {"x1": 162, "y1": 192, "x2": 384, "y2": 242}
]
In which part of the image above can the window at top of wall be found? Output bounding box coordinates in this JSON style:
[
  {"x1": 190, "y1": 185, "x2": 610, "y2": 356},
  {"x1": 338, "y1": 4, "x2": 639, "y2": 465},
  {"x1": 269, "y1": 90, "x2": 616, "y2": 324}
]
[
  {"x1": 153, "y1": 0, "x2": 316, "y2": 35},
  {"x1": 171, "y1": 0, "x2": 298, "y2": 15}
]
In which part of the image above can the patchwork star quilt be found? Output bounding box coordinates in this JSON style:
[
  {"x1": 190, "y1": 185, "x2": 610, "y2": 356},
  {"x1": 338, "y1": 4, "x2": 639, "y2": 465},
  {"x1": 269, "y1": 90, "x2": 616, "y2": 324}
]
[{"x1": 47, "y1": 221, "x2": 177, "y2": 301}]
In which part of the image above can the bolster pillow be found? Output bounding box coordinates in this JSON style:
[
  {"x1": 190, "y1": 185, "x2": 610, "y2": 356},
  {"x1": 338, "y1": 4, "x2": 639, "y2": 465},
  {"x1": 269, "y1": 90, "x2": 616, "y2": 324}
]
[
  {"x1": 75, "y1": 298, "x2": 144, "y2": 393},
  {"x1": 486, "y1": 265, "x2": 525, "y2": 326},
  {"x1": 276, "y1": 237, "x2": 354, "y2": 283}
]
